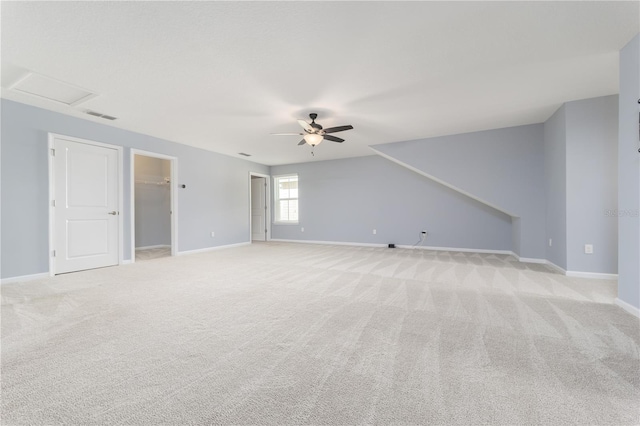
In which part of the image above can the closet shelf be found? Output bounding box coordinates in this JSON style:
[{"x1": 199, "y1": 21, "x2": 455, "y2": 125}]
[{"x1": 135, "y1": 180, "x2": 170, "y2": 186}]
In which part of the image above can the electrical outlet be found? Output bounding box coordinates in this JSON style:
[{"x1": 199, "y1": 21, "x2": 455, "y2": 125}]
[
  {"x1": 210, "y1": 231, "x2": 215, "y2": 237},
  {"x1": 301, "y1": 227, "x2": 304, "y2": 232},
  {"x1": 585, "y1": 244, "x2": 593, "y2": 254},
  {"x1": 549, "y1": 238, "x2": 553, "y2": 247},
  {"x1": 372, "y1": 229, "x2": 377, "y2": 235}
]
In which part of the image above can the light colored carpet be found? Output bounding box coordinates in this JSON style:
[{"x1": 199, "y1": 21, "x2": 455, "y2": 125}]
[
  {"x1": 135, "y1": 246, "x2": 171, "y2": 261},
  {"x1": 1, "y1": 242, "x2": 639, "y2": 425}
]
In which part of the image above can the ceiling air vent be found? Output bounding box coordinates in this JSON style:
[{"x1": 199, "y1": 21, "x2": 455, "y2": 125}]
[
  {"x1": 85, "y1": 110, "x2": 117, "y2": 120},
  {"x1": 10, "y1": 72, "x2": 97, "y2": 106},
  {"x1": 238, "y1": 153, "x2": 251, "y2": 157}
]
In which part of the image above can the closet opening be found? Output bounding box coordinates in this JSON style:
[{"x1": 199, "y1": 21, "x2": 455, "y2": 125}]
[{"x1": 131, "y1": 150, "x2": 177, "y2": 262}]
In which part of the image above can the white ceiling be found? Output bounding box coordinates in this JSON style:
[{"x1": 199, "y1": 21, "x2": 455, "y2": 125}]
[{"x1": 1, "y1": 1, "x2": 638, "y2": 166}]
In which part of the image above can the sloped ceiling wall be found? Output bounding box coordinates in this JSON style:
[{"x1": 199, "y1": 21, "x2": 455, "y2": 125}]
[{"x1": 371, "y1": 124, "x2": 546, "y2": 259}]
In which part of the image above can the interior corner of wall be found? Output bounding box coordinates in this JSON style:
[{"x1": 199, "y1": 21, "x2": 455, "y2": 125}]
[{"x1": 511, "y1": 216, "x2": 522, "y2": 256}]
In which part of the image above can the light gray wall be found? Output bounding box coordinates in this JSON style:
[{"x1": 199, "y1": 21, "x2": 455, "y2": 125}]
[
  {"x1": 271, "y1": 155, "x2": 513, "y2": 251},
  {"x1": 0, "y1": 99, "x2": 269, "y2": 279},
  {"x1": 544, "y1": 104, "x2": 567, "y2": 269},
  {"x1": 373, "y1": 124, "x2": 546, "y2": 258},
  {"x1": 565, "y1": 95, "x2": 619, "y2": 274},
  {"x1": 617, "y1": 34, "x2": 640, "y2": 310},
  {"x1": 134, "y1": 155, "x2": 171, "y2": 248}
]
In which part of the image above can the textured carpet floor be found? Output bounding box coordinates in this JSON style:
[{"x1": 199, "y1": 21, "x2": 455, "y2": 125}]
[
  {"x1": 135, "y1": 246, "x2": 171, "y2": 262},
  {"x1": 1, "y1": 242, "x2": 639, "y2": 425}
]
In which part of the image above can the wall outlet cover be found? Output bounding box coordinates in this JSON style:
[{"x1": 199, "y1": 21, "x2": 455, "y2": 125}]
[{"x1": 585, "y1": 244, "x2": 594, "y2": 254}]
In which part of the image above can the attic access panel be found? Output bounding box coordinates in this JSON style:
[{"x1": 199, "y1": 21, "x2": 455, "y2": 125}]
[{"x1": 10, "y1": 72, "x2": 97, "y2": 106}]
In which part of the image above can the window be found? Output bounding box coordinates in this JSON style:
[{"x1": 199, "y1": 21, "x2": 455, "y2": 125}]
[{"x1": 274, "y1": 175, "x2": 298, "y2": 223}]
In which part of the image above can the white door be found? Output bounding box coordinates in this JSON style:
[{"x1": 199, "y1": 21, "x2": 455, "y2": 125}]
[
  {"x1": 53, "y1": 137, "x2": 120, "y2": 274},
  {"x1": 251, "y1": 177, "x2": 266, "y2": 241}
]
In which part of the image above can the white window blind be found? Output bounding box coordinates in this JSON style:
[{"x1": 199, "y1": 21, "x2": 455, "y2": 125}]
[{"x1": 274, "y1": 175, "x2": 298, "y2": 223}]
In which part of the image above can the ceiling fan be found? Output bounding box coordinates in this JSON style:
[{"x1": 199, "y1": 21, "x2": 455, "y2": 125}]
[{"x1": 272, "y1": 113, "x2": 354, "y2": 147}]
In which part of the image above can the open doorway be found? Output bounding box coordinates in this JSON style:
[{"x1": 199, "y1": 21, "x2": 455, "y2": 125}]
[
  {"x1": 249, "y1": 172, "x2": 270, "y2": 242},
  {"x1": 130, "y1": 150, "x2": 177, "y2": 262}
]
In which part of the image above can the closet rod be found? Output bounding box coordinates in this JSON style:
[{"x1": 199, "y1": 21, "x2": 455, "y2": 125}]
[{"x1": 135, "y1": 180, "x2": 170, "y2": 185}]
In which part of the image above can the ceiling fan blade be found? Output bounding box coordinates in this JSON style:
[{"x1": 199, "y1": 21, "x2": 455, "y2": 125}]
[
  {"x1": 323, "y1": 135, "x2": 344, "y2": 143},
  {"x1": 323, "y1": 125, "x2": 353, "y2": 134},
  {"x1": 297, "y1": 119, "x2": 313, "y2": 132},
  {"x1": 271, "y1": 133, "x2": 304, "y2": 136},
  {"x1": 298, "y1": 139, "x2": 306, "y2": 146}
]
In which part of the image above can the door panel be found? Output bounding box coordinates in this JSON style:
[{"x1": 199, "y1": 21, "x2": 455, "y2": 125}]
[
  {"x1": 54, "y1": 137, "x2": 119, "y2": 274},
  {"x1": 66, "y1": 220, "x2": 109, "y2": 258},
  {"x1": 67, "y1": 150, "x2": 109, "y2": 207}
]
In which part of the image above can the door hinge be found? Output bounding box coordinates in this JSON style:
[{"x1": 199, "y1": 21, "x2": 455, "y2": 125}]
[
  {"x1": 51, "y1": 200, "x2": 56, "y2": 207},
  {"x1": 52, "y1": 250, "x2": 56, "y2": 257},
  {"x1": 50, "y1": 148, "x2": 55, "y2": 156}
]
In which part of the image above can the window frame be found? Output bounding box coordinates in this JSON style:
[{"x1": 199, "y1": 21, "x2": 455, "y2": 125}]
[{"x1": 273, "y1": 174, "x2": 299, "y2": 225}]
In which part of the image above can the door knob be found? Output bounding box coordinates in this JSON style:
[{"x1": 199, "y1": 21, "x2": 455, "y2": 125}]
[{"x1": 108, "y1": 211, "x2": 117, "y2": 215}]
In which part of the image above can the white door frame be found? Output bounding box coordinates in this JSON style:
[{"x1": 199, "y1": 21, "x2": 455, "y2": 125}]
[
  {"x1": 249, "y1": 172, "x2": 271, "y2": 242},
  {"x1": 130, "y1": 149, "x2": 178, "y2": 262},
  {"x1": 48, "y1": 133, "x2": 124, "y2": 276}
]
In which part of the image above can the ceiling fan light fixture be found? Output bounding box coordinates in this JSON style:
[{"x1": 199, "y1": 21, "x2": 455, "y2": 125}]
[{"x1": 303, "y1": 133, "x2": 323, "y2": 146}]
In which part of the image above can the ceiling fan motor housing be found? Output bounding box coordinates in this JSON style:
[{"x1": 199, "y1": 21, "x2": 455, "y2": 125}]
[{"x1": 309, "y1": 113, "x2": 322, "y2": 131}]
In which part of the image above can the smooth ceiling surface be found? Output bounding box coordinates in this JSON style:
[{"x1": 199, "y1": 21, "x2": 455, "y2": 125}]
[{"x1": 1, "y1": 1, "x2": 638, "y2": 165}]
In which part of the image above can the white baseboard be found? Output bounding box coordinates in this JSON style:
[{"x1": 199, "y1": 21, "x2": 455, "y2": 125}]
[
  {"x1": 510, "y1": 255, "x2": 617, "y2": 280},
  {"x1": 512, "y1": 253, "x2": 561, "y2": 267},
  {"x1": 396, "y1": 244, "x2": 513, "y2": 256},
  {"x1": 533, "y1": 262, "x2": 618, "y2": 280},
  {"x1": 135, "y1": 244, "x2": 171, "y2": 250},
  {"x1": 517, "y1": 257, "x2": 547, "y2": 264},
  {"x1": 513, "y1": 255, "x2": 566, "y2": 274},
  {"x1": 543, "y1": 261, "x2": 567, "y2": 274},
  {"x1": 271, "y1": 239, "x2": 514, "y2": 256},
  {"x1": 615, "y1": 298, "x2": 640, "y2": 318},
  {"x1": 0, "y1": 272, "x2": 50, "y2": 285},
  {"x1": 270, "y1": 239, "x2": 387, "y2": 248},
  {"x1": 177, "y1": 241, "x2": 250, "y2": 256},
  {"x1": 1, "y1": 243, "x2": 246, "y2": 283},
  {"x1": 566, "y1": 271, "x2": 618, "y2": 280},
  {"x1": 269, "y1": 240, "x2": 618, "y2": 280}
]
